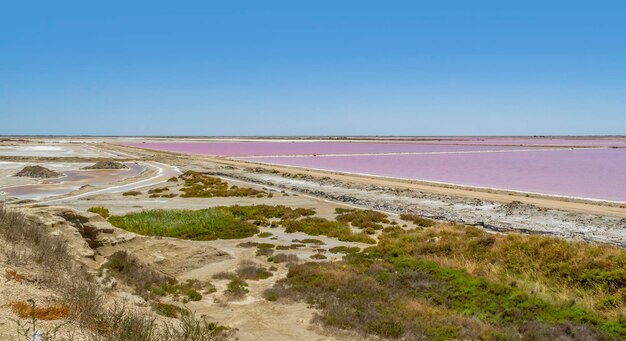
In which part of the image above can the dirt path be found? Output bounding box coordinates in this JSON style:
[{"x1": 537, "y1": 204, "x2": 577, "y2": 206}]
[{"x1": 36, "y1": 162, "x2": 180, "y2": 205}]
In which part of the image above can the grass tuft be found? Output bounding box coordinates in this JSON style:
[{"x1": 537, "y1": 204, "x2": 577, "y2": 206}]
[{"x1": 88, "y1": 206, "x2": 110, "y2": 218}]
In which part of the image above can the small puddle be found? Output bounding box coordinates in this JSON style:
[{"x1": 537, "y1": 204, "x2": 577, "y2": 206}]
[{"x1": 1, "y1": 163, "x2": 145, "y2": 199}]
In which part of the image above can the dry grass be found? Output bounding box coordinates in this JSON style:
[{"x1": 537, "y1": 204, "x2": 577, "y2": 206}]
[
  {"x1": 270, "y1": 253, "x2": 299, "y2": 264},
  {"x1": 265, "y1": 224, "x2": 626, "y2": 340},
  {"x1": 0, "y1": 206, "x2": 87, "y2": 286},
  {"x1": 235, "y1": 261, "x2": 272, "y2": 280},
  {"x1": 9, "y1": 301, "x2": 70, "y2": 320},
  {"x1": 5, "y1": 270, "x2": 30, "y2": 282},
  {"x1": 378, "y1": 223, "x2": 626, "y2": 318},
  {"x1": 0, "y1": 207, "x2": 233, "y2": 340}
]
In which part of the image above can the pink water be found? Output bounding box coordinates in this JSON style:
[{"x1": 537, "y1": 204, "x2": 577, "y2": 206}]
[
  {"x1": 375, "y1": 137, "x2": 626, "y2": 147},
  {"x1": 244, "y1": 148, "x2": 626, "y2": 202},
  {"x1": 121, "y1": 140, "x2": 626, "y2": 201},
  {"x1": 122, "y1": 141, "x2": 537, "y2": 157}
]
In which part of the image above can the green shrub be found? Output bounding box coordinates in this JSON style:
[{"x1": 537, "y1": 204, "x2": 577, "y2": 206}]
[
  {"x1": 292, "y1": 238, "x2": 325, "y2": 245},
  {"x1": 122, "y1": 190, "x2": 141, "y2": 196},
  {"x1": 102, "y1": 251, "x2": 174, "y2": 297},
  {"x1": 284, "y1": 218, "x2": 375, "y2": 244},
  {"x1": 148, "y1": 187, "x2": 169, "y2": 194},
  {"x1": 271, "y1": 253, "x2": 299, "y2": 264},
  {"x1": 236, "y1": 263, "x2": 273, "y2": 280},
  {"x1": 178, "y1": 171, "x2": 267, "y2": 198},
  {"x1": 335, "y1": 208, "x2": 390, "y2": 230},
  {"x1": 87, "y1": 206, "x2": 110, "y2": 218},
  {"x1": 153, "y1": 302, "x2": 188, "y2": 318},
  {"x1": 236, "y1": 241, "x2": 258, "y2": 248},
  {"x1": 399, "y1": 213, "x2": 436, "y2": 227},
  {"x1": 329, "y1": 246, "x2": 361, "y2": 254},
  {"x1": 225, "y1": 278, "x2": 249, "y2": 299},
  {"x1": 256, "y1": 248, "x2": 274, "y2": 257}
]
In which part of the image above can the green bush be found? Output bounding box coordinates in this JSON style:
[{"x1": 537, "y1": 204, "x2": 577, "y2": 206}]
[
  {"x1": 236, "y1": 263, "x2": 273, "y2": 280},
  {"x1": 87, "y1": 206, "x2": 110, "y2": 218},
  {"x1": 329, "y1": 246, "x2": 361, "y2": 254},
  {"x1": 225, "y1": 278, "x2": 249, "y2": 299},
  {"x1": 153, "y1": 302, "x2": 188, "y2": 318},
  {"x1": 178, "y1": 171, "x2": 267, "y2": 198},
  {"x1": 399, "y1": 213, "x2": 436, "y2": 227},
  {"x1": 284, "y1": 218, "x2": 375, "y2": 244},
  {"x1": 335, "y1": 208, "x2": 390, "y2": 230}
]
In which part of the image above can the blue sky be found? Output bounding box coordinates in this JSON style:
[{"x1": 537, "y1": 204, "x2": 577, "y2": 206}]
[{"x1": 1, "y1": 1, "x2": 625, "y2": 136}]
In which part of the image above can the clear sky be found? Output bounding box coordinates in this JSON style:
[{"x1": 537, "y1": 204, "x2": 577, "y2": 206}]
[{"x1": 1, "y1": 1, "x2": 625, "y2": 136}]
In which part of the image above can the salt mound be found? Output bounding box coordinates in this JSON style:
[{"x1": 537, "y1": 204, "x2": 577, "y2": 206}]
[
  {"x1": 14, "y1": 165, "x2": 61, "y2": 178},
  {"x1": 83, "y1": 161, "x2": 128, "y2": 170}
]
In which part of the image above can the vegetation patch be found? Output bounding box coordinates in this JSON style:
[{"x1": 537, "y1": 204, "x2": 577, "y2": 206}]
[
  {"x1": 335, "y1": 208, "x2": 390, "y2": 230},
  {"x1": 5, "y1": 270, "x2": 30, "y2": 283},
  {"x1": 378, "y1": 224, "x2": 626, "y2": 317},
  {"x1": 102, "y1": 251, "x2": 212, "y2": 302},
  {"x1": 148, "y1": 187, "x2": 170, "y2": 194},
  {"x1": 122, "y1": 190, "x2": 142, "y2": 196},
  {"x1": 236, "y1": 262, "x2": 273, "y2": 280},
  {"x1": 83, "y1": 161, "x2": 128, "y2": 170},
  {"x1": 236, "y1": 241, "x2": 258, "y2": 248},
  {"x1": 256, "y1": 248, "x2": 274, "y2": 257},
  {"x1": 225, "y1": 278, "x2": 249, "y2": 299},
  {"x1": 9, "y1": 301, "x2": 69, "y2": 320},
  {"x1": 14, "y1": 165, "x2": 60, "y2": 178},
  {"x1": 153, "y1": 302, "x2": 189, "y2": 318},
  {"x1": 266, "y1": 227, "x2": 626, "y2": 340},
  {"x1": 225, "y1": 204, "x2": 314, "y2": 224},
  {"x1": 284, "y1": 218, "x2": 375, "y2": 244},
  {"x1": 329, "y1": 246, "x2": 361, "y2": 254},
  {"x1": 87, "y1": 206, "x2": 110, "y2": 218},
  {"x1": 212, "y1": 272, "x2": 237, "y2": 280},
  {"x1": 108, "y1": 208, "x2": 259, "y2": 240},
  {"x1": 399, "y1": 213, "x2": 436, "y2": 227},
  {"x1": 179, "y1": 171, "x2": 267, "y2": 198},
  {"x1": 270, "y1": 253, "x2": 299, "y2": 264},
  {"x1": 292, "y1": 238, "x2": 325, "y2": 245},
  {"x1": 102, "y1": 251, "x2": 174, "y2": 294}
]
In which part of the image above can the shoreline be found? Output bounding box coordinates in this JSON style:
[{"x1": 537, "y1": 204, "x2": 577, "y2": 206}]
[{"x1": 111, "y1": 143, "x2": 626, "y2": 217}]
